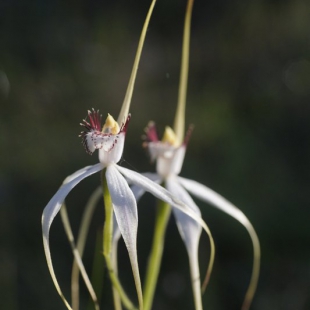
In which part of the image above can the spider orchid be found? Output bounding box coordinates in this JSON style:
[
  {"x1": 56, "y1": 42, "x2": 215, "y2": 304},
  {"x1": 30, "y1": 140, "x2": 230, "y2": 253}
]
[
  {"x1": 41, "y1": 1, "x2": 214, "y2": 310},
  {"x1": 122, "y1": 0, "x2": 261, "y2": 309},
  {"x1": 42, "y1": 108, "x2": 214, "y2": 310}
]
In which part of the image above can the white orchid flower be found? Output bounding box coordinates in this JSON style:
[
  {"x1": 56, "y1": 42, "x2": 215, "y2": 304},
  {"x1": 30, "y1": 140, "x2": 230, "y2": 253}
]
[
  {"x1": 141, "y1": 119, "x2": 261, "y2": 310},
  {"x1": 42, "y1": 105, "x2": 216, "y2": 310},
  {"x1": 124, "y1": 0, "x2": 260, "y2": 308},
  {"x1": 41, "y1": 3, "x2": 216, "y2": 310},
  {"x1": 42, "y1": 0, "x2": 157, "y2": 308}
]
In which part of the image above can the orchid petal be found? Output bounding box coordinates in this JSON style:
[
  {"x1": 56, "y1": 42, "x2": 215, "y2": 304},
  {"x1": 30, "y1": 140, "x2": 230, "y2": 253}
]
[
  {"x1": 42, "y1": 163, "x2": 103, "y2": 310},
  {"x1": 178, "y1": 176, "x2": 260, "y2": 309},
  {"x1": 130, "y1": 173, "x2": 162, "y2": 201},
  {"x1": 116, "y1": 165, "x2": 215, "y2": 284},
  {"x1": 63, "y1": 165, "x2": 93, "y2": 184},
  {"x1": 105, "y1": 164, "x2": 143, "y2": 309},
  {"x1": 166, "y1": 178, "x2": 202, "y2": 310}
]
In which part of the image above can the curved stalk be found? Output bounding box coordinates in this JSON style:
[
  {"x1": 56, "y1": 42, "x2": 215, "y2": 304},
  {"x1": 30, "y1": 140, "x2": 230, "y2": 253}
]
[
  {"x1": 69, "y1": 187, "x2": 102, "y2": 310},
  {"x1": 60, "y1": 205, "x2": 100, "y2": 310}
]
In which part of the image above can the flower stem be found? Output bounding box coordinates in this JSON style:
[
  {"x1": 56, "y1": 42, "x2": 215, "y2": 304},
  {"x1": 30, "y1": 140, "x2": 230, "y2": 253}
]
[
  {"x1": 173, "y1": 0, "x2": 194, "y2": 144},
  {"x1": 143, "y1": 199, "x2": 171, "y2": 310},
  {"x1": 102, "y1": 171, "x2": 137, "y2": 310}
]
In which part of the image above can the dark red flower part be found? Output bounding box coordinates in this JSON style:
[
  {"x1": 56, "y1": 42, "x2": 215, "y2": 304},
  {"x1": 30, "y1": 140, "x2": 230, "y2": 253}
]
[
  {"x1": 80, "y1": 109, "x2": 102, "y2": 132},
  {"x1": 120, "y1": 114, "x2": 131, "y2": 133},
  {"x1": 183, "y1": 125, "x2": 194, "y2": 146},
  {"x1": 79, "y1": 110, "x2": 131, "y2": 155},
  {"x1": 144, "y1": 121, "x2": 159, "y2": 143}
]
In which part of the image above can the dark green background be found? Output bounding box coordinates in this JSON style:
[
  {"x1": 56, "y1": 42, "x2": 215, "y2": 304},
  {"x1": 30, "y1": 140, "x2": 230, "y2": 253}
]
[{"x1": 1, "y1": 0, "x2": 310, "y2": 309}]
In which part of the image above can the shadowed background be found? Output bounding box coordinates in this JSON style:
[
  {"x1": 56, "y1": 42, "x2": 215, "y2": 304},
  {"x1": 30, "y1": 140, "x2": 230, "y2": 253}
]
[{"x1": 1, "y1": 0, "x2": 310, "y2": 309}]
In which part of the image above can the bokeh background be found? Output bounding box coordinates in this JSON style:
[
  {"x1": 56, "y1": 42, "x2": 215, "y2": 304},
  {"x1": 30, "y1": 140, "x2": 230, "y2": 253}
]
[{"x1": 1, "y1": 0, "x2": 310, "y2": 309}]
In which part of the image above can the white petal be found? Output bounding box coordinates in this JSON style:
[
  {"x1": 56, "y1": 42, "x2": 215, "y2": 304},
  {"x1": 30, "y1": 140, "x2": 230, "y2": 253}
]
[
  {"x1": 177, "y1": 176, "x2": 252, "y2": 230},
  {"x1": 166, "y1": 178, "x2": 202, "y2": 310},
  {"x1": 156, "y1": 145, "x2": 186, "y2": 178},
  {"x1": 116, "y1": 166, "x2": 212, "y2": 243},
  {"x1": 148, "y1": 141, "x2": 176, "y2": 161},
  {"x1": 63, "y1": 165, "x2": 93, "y2": 184},
  {"x1": 98, "y1": 132, "x2": 126, "y2": 165},
  {"x1": 166, "y1": 178, "x2": 201, "y2": 253},
  {"x1": 106, "y1": 164, "x2": 143, "y2": 308},
  {"x1": 130, "y1": 172, "x2": 161, "y2": 201},
  {"x1": 41, "y1": 163, "x2": 103, "y2": 310},
  {"x1": 178, "y1": 176, "x2": 260, "y2": 306}
]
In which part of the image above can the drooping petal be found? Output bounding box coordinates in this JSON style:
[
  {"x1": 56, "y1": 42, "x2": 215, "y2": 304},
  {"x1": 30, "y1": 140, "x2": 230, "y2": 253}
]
[
  {"x1": 166, "y1": 177, "x2": 202, "y2": 310},
  {"x1": 105, "y1": 164, "x2": 143, "y2": 309},
  {"x1": 63, "y1": 165, "x2": 93, "y2": 184},
  {"x1": 42, "y1": 163, "x2": 103, "y2": 310},
  {"x1": 116, "y1": 165, "x2": 215, "y2": 284},
  {"x1": 178, "y1": 176, "x2": 260, "y2": 310},
  {"x1": 130, "y1": 172, "x2": 162, "y2": 201}
]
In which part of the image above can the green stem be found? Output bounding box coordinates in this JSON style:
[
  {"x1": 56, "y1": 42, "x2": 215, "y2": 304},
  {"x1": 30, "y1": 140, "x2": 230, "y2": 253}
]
[
  {"x1": 102, "y1": 171, "x2": 137, "y2": 310},
  {"x1": 143, "y1": 199, "x2": 171, "y2": 310},
  {"x1": 87, "y1": 229, "x2": 105, "y2": 310}
]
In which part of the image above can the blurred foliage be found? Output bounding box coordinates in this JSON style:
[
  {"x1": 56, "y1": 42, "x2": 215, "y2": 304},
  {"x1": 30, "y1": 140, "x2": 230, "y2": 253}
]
[{"x1": 1, "y1": 0, "x2": 310, "y2": 309}]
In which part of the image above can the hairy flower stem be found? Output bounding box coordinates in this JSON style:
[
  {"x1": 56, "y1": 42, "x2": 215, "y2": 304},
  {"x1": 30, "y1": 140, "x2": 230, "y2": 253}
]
[
  {"x1": 102, "y1": 171, "x2": 137, "y2": 310},
  {"x1": 143, "y1": 198, "x2": 171, "y2": 310}
]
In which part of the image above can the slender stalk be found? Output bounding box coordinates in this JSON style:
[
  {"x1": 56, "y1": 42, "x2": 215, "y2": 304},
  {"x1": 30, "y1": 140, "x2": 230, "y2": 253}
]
[
  {"x1": 241, "y1": 223, "x2": 260, "y2": 310},
  {"x1": 143, "y1": 199, "x2": 171, "y2": 310},
  {"x1": 111, "y1": 230, "x2": 123, "y2": 310},
  {"x1": 70, "y1": 187, "x2": 102, "y2": 310},
  {"x1": 87, "y1": 229, "x2": 105, "y2": 310},
  {"x1": 173, "y1": 0, "x2": 194, "y2": 144},
  {"x1": 188, "y1": 250, "x2": 202, "y2": 310},
  {"x1": 102, "y1": 171, "x2": 138, "y2": 310},
  {"x1": 117, "y1": 0, "x2": 157, "y2": 125},
  {"x1": 60, "y1": 204, "x2": 100, "y2": 310}
]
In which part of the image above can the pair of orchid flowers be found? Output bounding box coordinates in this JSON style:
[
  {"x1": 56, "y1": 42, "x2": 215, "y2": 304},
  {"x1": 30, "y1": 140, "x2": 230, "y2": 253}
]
[{"x1": 42, "y1": 0, "x2": 260, "y2": 309}]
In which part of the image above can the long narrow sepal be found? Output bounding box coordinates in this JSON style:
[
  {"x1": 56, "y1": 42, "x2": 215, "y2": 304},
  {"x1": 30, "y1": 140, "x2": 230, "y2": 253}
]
[
  {"x1": 173, "y1": 0, "x2": 195, "y2": 144},
  {"x1": 178, "y1": 176, "x2": 260, "y2": 310},
  {"x1": 117, "y1": 0, "x2": 157, "y2": 125},
  {"x1": 102, "y1": 172, "x2": 137, "y2": 310},
  {"x1": 106, "y1": 164, "x2": 143, "y2": 310},
  {"x1": 116, "y1": 165, "x2": 215, "y2": 287},
  {"x1": 166, "y1": 178, "x2": 203, "y2": 310},
  {"x1": 41, "y1": 163, "x2": 103, "y2": 310},
  {"x1": 130, "y1": 172, "x2": 162, "y2": 201}
]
